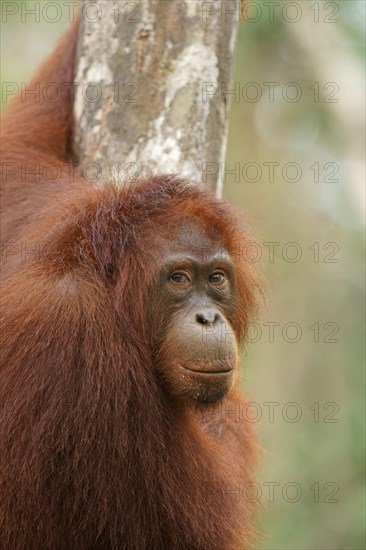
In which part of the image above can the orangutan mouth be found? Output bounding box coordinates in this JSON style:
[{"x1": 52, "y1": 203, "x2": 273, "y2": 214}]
[{"x1": 177, "y1": 364, "x2": 233, "y2": 375}]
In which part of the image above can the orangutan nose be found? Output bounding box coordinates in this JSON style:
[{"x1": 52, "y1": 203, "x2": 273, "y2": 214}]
[{"x1": 195, "y1": 309, "x2": 220, "y2": 326}]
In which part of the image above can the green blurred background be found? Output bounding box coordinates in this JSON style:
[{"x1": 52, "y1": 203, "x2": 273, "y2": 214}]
[{"x1": 1, "y1": 1, "x2": 365, "y2": 549}]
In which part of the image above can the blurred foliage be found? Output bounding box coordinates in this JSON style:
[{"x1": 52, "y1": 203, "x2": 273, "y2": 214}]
[
  {"x1": 1, "y1": 1, "x2": 365, "y2": 549},
  {"x1": 225, "y1": 2, "x2": 365, "y2": 549}
]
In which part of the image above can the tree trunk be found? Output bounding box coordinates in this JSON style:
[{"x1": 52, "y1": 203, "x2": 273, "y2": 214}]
[{"x1": 74, "y1": 0, "x2": 239, "y2": 195}]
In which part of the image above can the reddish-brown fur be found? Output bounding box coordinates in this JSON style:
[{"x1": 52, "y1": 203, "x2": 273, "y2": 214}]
[{"x1": 0, "y1": 18, "x2": 261, "y2": 550}]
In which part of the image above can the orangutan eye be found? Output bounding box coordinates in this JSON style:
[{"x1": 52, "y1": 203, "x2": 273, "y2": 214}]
[
  {"x1": 208, "y1": 271, "x2": 226, "y2": 285},
  {"x1": 170, "y1": 272, "x2": 190, "y2": 284}
]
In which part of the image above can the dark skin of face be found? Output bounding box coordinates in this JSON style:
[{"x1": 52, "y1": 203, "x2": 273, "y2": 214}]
[{"x1": 150, "y1": 224, "x2": 239, "y2": 404}]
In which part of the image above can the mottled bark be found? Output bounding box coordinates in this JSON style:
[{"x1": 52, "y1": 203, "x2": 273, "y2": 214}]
[{"x1": 74, "y1": 0, "x2": 239, "y2": 194}]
